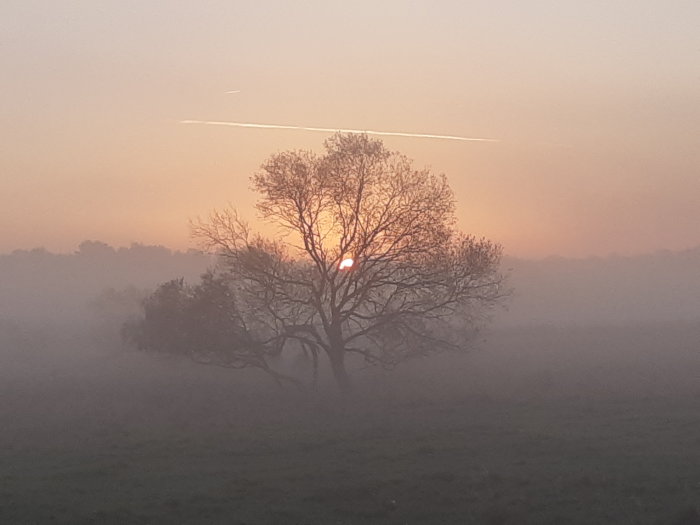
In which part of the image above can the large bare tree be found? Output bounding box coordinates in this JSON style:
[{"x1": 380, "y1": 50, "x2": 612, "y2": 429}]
[{"x1": 193, "y1": 133, "x2": 505, "y2": 391}]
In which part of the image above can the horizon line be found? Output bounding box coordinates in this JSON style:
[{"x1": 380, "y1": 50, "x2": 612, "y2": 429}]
[{"x1": 4, "y1": 240, "x2": 699, "y2": 261}]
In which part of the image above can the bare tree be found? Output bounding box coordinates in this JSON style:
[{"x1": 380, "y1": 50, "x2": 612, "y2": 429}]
[{"x1": 193, "y1": 133, "x2": 505, "y2": 391}]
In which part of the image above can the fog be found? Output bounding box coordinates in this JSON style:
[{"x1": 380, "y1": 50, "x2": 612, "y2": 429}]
[
  {"x1": 500, "y1": 247, "x2": 700, "y2": 327},
  {"x1": 4, "y1": 241, "x2": 699, "y2": 330},
  {"x1": 0, "y1": 241, "x2": 211, "y2": 324},
  {"x1": 2, "y1": 242, "x2": 699, "y2": 523}
]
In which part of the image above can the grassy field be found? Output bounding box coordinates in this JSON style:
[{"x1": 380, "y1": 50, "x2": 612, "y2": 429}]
[{"x1": 1, "y1": 323, "x2": 699, "y2": 524}]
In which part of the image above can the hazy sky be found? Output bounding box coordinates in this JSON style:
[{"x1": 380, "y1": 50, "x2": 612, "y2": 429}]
[{"x1": 2, "y1": 1, "x2": 698, "y2": 258}]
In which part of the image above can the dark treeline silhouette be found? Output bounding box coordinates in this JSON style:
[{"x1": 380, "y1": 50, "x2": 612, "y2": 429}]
[
  {"x1": 0, "y1": 240, "x2": 212, "y2": 324},
  {"x1": 2, "y1": 239, "x2": 699, "y2": 334},
  {"x1": 2, "y1": 240, "x2": 700, "y2": 331}
]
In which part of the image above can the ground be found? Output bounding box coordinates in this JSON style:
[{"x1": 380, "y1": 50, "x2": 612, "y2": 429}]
[{"x1": 1, "y1": 323, "x2": 699, "y2": 524}]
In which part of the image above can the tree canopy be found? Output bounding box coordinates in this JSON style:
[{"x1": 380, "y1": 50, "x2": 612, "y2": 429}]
[{"x1": 188, "y1": 133, "x2": 505, "y2": 390}]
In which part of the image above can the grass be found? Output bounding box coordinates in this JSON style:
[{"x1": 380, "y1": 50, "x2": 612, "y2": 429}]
[{"x1": 1, "y1": 322, "x2": 699, "y2": 524}]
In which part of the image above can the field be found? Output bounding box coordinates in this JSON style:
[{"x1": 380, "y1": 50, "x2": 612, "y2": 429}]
[{"x1": 1, "y1": 323, "x2": 699, "y2": 524}]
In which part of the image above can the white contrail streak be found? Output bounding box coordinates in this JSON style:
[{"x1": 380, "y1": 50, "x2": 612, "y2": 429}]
[
  {"x1": 179, "y1": 119, "x2": 499, "y2": 143},
  {"x1": 225, "y1": 90, "x2": 241, "y2": 94}
]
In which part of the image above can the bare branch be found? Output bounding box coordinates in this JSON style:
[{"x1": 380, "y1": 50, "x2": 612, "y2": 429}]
[{"x1": 186, "y1": 133, "x2": 508, "y2": 391}]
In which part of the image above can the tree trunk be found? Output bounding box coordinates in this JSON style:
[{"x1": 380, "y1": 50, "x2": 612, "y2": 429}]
[{"x1": 328, "y1": 348, "x2": 351, "y2": 393}]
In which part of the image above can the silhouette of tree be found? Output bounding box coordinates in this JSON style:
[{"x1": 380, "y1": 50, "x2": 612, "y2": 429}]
[
  {"x1": 123, "y1": 272, "x2": 301, "y2": 387},
  {"x1": 192, "y1": 133, "x2": 505, "y2": 391},
  {"x1": 76, "y1": 240, "x2": 115, "y2": 257}
]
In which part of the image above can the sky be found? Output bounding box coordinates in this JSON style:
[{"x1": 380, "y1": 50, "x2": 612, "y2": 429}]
[{"x1": 1, "y1": 0, "x2": 698, "y2": 258}]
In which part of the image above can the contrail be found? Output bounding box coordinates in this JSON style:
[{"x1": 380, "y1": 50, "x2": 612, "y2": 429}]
[
  {"x1": 179, "y1": 119, "x2": 499, "y2": 143},
  {"x1": 225, "y1": 90, "x2": 241, "y2": 94}
]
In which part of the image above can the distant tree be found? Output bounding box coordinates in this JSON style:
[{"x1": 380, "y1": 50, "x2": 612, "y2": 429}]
[
  {"x1": 76, "y1": 240, "x2": 115, "y2": 257},
  {"x1": 190, "y1": 133, "x2": 506, "y2": 391},
  {"x1": 90, "y1": 286, "x2": 146, "y2": 321},
  {"x1": 122, "y1": 278, "x2": 190, "y2": 356}
]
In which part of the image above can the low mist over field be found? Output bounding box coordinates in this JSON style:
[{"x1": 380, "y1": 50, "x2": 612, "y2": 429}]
[
  {"x1": 3, "y1": 241, "x2": 699, "y2": 328},
  {"x1": 501, "y1": 248, "x2": 700, "y2": 327},
  {"x1": 1, "y1": 242, "x2": 699, "y2": 523}
]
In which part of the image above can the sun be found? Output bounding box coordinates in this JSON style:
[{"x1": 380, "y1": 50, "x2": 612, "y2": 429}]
[{"x1": 339, "y1": 258, "x2": 354, "y2": 270}]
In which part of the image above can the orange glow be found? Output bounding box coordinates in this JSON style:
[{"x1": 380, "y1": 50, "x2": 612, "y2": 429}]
[{"x1": 2, "y1": 3, "x2": 698, "y2": 258}]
